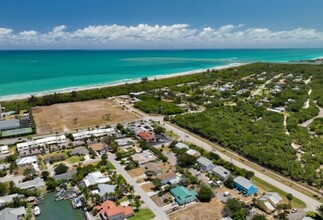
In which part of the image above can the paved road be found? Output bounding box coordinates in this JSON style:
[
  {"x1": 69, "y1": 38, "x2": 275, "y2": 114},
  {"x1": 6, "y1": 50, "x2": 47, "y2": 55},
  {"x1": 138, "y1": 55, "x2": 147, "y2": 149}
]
[
  {"x1": 159, "y1": 119, "x2": 321, "y2": 211},
  {"x1": 125, "y1": 103, "x2": 322, "y2": 211},
  {"x1": 108, "y1": 154, "x2": 169, "y2": 220}
]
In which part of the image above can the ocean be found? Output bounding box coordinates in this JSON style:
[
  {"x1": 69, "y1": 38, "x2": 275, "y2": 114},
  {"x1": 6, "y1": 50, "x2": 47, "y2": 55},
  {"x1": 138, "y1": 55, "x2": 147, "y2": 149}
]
[{"x1": 0, "y1": 49, "x2": 323, "y2": 100}]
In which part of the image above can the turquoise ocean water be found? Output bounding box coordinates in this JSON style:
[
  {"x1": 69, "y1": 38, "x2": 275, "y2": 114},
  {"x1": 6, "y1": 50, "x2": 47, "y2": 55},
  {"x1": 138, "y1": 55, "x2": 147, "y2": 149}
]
[{"x1": 0, "y1": 49, "x2": 323, "y2": 100}]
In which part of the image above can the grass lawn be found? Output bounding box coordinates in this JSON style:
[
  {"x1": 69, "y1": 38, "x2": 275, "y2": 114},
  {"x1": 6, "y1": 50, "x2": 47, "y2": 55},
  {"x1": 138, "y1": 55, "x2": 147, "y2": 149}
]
[
  {"x1": 252, "y1": 176, "x2": 306, "y2": 208},
  {"x1": 39, "y1": 160, "x2": 47, "y2": 170},
  {"x1": 131, "y1": 208, "x2": 155, "y2": 220},
  {"x1": 66, "y1": 156, "x2": 83, "y2": 164}
]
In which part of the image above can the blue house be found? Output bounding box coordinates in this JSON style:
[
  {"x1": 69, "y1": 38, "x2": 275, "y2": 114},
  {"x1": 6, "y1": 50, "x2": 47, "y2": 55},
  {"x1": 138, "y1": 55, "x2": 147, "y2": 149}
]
[{"x1": 233, "y1": 176, "x2": 258, "y2": 196}]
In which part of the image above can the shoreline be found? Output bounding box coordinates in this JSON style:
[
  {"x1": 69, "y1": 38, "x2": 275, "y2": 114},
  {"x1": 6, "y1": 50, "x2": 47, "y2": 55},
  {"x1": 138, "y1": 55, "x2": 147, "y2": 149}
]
[{"x1": 0, "y1": 62, "x2": 246, "y2": 102}]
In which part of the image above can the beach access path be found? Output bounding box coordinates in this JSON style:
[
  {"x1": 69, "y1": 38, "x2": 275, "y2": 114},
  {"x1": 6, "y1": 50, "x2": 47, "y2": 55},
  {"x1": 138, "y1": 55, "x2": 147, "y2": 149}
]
[
  {"x1": 123, "y1": 103, "x2": 321, "y2": 212},
  {"x1": 108, "y1": 153, "x2": 169, "y2": 220}
]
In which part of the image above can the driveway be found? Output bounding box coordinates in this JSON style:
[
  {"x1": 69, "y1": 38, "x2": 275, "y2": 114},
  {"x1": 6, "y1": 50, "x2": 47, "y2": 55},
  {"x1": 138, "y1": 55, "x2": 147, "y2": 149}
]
[
  {"x1": 124, "y1": 102, "x2": 321, "y2": 211},
  {"x1": 108, "y1": 153, "x2": 169, "y2": 220}
]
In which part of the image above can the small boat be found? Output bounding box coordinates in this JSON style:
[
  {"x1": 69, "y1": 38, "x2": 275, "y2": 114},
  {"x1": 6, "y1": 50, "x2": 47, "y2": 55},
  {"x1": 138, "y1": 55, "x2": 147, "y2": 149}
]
[{"x1": 34, "y1": 206, "x2": 41, "y2": 216}]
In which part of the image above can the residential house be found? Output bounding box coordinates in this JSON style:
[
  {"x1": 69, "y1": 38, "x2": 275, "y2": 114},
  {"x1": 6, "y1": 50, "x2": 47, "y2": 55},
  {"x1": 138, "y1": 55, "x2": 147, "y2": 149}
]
[
  {"x1": 170, "y1": 186, "x2": 197, "y2": 205},
  {"x1": 144, "y1": 162, "x2": 163, "y2": 174},
  {"x1": 16, "y1": 135, "x2": 67, "y2": 156},
  {"x1": 0, "y1": 194, "x2": 24, "y2": 207},
  {"x1": 0, "y1": 145, "x2": 9, "y2": 154},
  {"x1": 53, "y1": 170, "x2": 77, "y2": 181},
  {"x1": 70, "y1": 146, "x2": 89, "y2": 156},
  {"x1": 131, "y1": 150, "x2": 157, "y2": 165},
  {"x1": 16, "y1": 156, "x2": 39, "y2": 172},
  {"x1": 186, "y1": 149, "x2": 201, "y2": 157},
  {"x1": 175, "y1": 143, "x2": 189, "y2": 150},
  {"x1": 95, "y1": 200, "x2": 134, "y2": 220},
  {"x1": 115, "y1": 138, "x2": 135, "y2": 148},
  {"x1": 197, "y1": 156, "x2": 214, "y2": 171},
  {"x1": 89, "y1": 143, "x2": 108, "y2": 155},
  {"x1": 137, "y1": 131, "x2": 156, "y2": 143},
  {"x1": 16, "y1": 177, "x2": 45, "y2": 190},
  {"x1": 83, "y1": 171, "x2": 110, "y2": 187},
  {"x1": 72, "y1": 128, "x2": 116, "y2": 141},
  {"x1": 16, "y1": 156, "x2": 37, "y2": 167},
  {"x1": 93, "y1": 184, "x2": 116, "y2": 201},
  {"x1": 0, "y1": 207, "x2": 25, "y2": 220},
  {"x1": 256, "y1": 192, "x2": 283, "y2": 213},
  {"x1": 157, "y1": 172, "x2": 181, "y2": 185},
  {"x1": 233, "y1": 176, "x2": 258, "y2": 196},
  {"x1": 212, "y1": 166, "x2": 231, "y2": 181}
]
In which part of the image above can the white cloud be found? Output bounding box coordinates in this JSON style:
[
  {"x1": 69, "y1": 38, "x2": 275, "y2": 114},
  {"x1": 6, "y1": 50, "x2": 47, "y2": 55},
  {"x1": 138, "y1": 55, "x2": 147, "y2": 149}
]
[{"x1": 0, "y1": 24, "x2": 323, "y2": 48}]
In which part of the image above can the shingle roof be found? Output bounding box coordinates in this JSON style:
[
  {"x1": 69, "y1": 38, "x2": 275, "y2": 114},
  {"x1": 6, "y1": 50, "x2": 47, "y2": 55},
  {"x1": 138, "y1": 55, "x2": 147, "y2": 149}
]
[
  {"x1": 138, "y1": 131, "x2": 155, "y2": 141},
  {"x1": 197, "y1": 156, "x2": 213, "y2": 167},
  {"x1": 0, "y1": 207, "x2": 25, "y2": 220},
  {"x1": 16, "y1": 177, "x2": 45, "y2": 189},
  {"x1": 53, "y1": 170, "x2": 77, "y2": 181},
  {"x1": 157, "y1": 172, "x2": 177, "y2": 181},
  {"x1": 95, "y1": 200, "x2": 133, "y2": 218},
  {"x1": 98, "y1": 184, "x2": 116, "y2": 197}
]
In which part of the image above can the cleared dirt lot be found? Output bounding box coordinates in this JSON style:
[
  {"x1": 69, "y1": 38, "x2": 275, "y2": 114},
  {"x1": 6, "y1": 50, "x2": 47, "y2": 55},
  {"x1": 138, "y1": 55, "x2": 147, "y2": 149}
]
[
  {"x1": 33, "y1": 99, "x2": 138, "y2": 134},
  {"x1": 169, "y1": 198, "x2": 224, "y2": 220}
]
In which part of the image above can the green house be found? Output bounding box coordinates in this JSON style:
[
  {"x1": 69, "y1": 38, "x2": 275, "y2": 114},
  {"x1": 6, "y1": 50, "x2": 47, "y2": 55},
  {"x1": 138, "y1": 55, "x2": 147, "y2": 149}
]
[{"x1": 170, "y1": 186, "x2": 197, "y2": 205}]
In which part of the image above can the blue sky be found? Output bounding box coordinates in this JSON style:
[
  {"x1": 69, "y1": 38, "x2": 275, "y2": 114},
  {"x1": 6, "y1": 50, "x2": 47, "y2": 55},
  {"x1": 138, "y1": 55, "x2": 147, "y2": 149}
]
[{"x1": 0, "y1": 0, "x2": 322, "y2": 49}]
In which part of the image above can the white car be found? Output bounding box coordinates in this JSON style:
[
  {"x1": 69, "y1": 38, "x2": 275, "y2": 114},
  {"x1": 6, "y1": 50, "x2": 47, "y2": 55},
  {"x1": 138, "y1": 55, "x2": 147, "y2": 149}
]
[{"x1": 223, "y1": 191, "x2": 230, "y2": 197}]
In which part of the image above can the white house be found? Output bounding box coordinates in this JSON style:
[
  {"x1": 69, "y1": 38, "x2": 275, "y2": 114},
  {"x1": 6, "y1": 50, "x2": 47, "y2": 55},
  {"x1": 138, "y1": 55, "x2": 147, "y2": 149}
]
[
  {"x1": 72, "y1": 128, "x2": 116, "y2": 141},
  {"x1": 16, "y1": 156, "x2": 37, "y2": 167},
  {"x1": 0, "y1": 145, "x2": 9, "y2": 154},
  {"x1": 175, "y1": 143, "x2": 189, "y2": 150},
  {"x1": 212, "y1": 165, "x2": 231, "y2": 181},
  {"x1": 197, "y1": 156, "x2": 214, "y2": 171},
  {"x1": 16, "y1": 177, "x2": 45, "y2": 190},
  {"x1": 83, "y1": 171, "x2": 110, "y2": 187},
  {"x1": 16, "y1": 135, "x2": 67, "y2": 155}
]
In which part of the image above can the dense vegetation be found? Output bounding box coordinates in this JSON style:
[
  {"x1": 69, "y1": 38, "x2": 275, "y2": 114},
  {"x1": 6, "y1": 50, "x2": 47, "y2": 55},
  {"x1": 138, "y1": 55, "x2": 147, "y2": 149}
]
[
  {"x1": 171, "y1": 63, "x2": 323, "y2": 188},
  {"x1": 134, "y1": 99, "x2": 183, "y2": 115}
]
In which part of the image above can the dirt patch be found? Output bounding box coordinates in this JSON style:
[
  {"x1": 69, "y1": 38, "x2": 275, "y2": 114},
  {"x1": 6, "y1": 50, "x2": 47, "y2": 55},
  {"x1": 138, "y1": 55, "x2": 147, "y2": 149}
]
[
  {"x1": 128, "y1": 167, "x2": 146, "y2": 178},
  {"x1": 169, "y1": 198, "x2": 224, "y2": 220},
  {"x1": 33, "y1": 99, "x2": 138, "y2": 134},
  {"x1": 151, "y1": 193, "x2": 173, "y2": 207},
  {"x1": 141, "y1": 182, "x2": 154, "y2": 192}
]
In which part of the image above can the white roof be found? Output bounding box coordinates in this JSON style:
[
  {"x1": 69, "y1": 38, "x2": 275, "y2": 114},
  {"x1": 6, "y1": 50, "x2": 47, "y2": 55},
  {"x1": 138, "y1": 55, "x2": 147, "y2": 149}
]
[
  {"x1": 175, "y1": 142, "x2": 189, "y2": 149},
  {"x1": 115, "y1": 138, "x2": 134, "y2": 146},
  {"x1": 265, "y1": 192, "x2": 282, "y2": 205},
  {"x1": 0, "y1": 145, "x2": 9, "y2": 154},
  {"x1": 186, "y1": 149, "x2": 199, "y2": 156},
  {"x1": 16, "y1": 156, "x2": 37, "y2": 166},
  {"x1": 0, "y1": 194, "x2": 23, "y2": 204},
  {"x1": 17, "y1": 135, "x2": 66, "y2": 149},
  {"x1": 264, "y1": 201, "x2": 275, "y2": 211},
  {"x1": 84, "y1": 171, "x2": 110, "y2": 187},
  {"x1": 72, "y1": 128, "x2": 115, "y2": 139}
]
